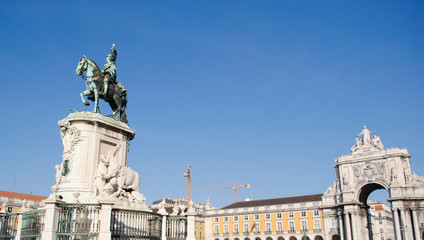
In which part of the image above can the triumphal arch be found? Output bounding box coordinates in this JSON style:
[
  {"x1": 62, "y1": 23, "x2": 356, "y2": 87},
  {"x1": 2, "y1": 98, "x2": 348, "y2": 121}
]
[{"x1": 322, "y1": 126, "x2": 424, "y2": 240}]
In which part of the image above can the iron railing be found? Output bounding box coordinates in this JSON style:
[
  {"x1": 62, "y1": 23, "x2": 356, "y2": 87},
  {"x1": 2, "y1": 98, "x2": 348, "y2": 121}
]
[
  {"x1": 166, "y1": 216, "x2": 187, "y2": 240},
  {"x1": 0, "y1": 212, "x2": 18, "y2": 240},
  {"x1": 111, "y1": 208, "x2": 162, "y2": 240},
  {"x1": 56, "y1": 204, "x2": 101, "y2": 240},
  {"x1": 21, "y1": 209, "x2": 45, "y2": 240}
]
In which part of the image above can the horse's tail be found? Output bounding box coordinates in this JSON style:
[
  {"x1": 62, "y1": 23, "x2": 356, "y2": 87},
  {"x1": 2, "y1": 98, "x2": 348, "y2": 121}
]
[{"x1": 120, "y1": 99, "x2": 128, "y2": 123}]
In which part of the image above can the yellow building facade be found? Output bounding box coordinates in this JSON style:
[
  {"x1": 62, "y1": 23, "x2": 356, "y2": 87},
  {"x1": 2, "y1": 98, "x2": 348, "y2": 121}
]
[{"x1": 205, "y1": 194, "x2": 326, "y2": 240}]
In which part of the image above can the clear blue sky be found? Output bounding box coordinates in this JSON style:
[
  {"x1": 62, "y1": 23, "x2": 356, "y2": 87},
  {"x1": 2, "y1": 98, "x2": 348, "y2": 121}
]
[{"x1": 1, "y1": 1, "x2": 423, "y2": 207}]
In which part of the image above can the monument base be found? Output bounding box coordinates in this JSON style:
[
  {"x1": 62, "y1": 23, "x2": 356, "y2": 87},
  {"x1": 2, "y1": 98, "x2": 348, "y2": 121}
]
[{"x1": 50, "y1": 112, "x2": 147, "y2": 209}]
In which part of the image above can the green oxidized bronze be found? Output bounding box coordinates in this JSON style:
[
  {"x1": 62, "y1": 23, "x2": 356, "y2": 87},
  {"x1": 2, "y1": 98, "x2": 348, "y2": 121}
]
[{"x1": 76, "y1": 44, "x2": 128, "y2": 123}]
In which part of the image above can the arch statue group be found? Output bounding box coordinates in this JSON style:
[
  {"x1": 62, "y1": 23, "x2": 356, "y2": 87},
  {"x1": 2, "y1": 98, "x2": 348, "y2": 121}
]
[{"x1": 322, "y1": 126, "x2": 424, "y2": 240}]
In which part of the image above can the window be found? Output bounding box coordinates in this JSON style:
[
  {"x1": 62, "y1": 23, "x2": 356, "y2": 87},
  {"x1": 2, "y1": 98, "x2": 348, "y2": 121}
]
[
  {"x1": 255, "y1": 215, "x2": 259, "y2": 220},
  {"x1": 215, "y1": 218, "x2": 219, "y2": 222},
  {"x1": 314, "y1": 210, "x2": 319, "y2": 216},
  {"x1": 289, "y1": 212, "x2": 294, "y2": 218},
  {"x1": 277, "y1": 213, "x2": 282, "y2": 219},
  {"x1": 301, "y1": 211, "x2": 307, "y2": 217},
  {"x1": 223, "y1": 225, "x2": 228, "y2": 234},
  {"x1": 224, "y1": 217, "x2": 228, "y2": 222},
  {"x1": 234, "y1": 216, "x2": 238, "y2": 221},
  {"x1": 301, "y1": 220, "x2": 307, "y2": 231},
  {"x1": 314, "y1": 219, "x2": 320, "y2": 230},
  {"x1": 234, "y1": 224, "x2": 239, "y2": 234},
  {"x1": 380, "y1": 228, "x2": 383, "y2": 233},
  {"x1": 244, "y1": 223, "x2": 249, "y2": 233},
  {"x1": 244, "y1": 215, "x2": 249, "y2": 221},
  {"x1": 254, "y1": 223, "x2": 260, "y2": 233},
  {"x1": 214, "y1": 225, "x2": 219, "y2": 235},
  {"x1": 277, "y1": 222, "x2": 283, "y2": 232},
  {"x1": 378, "y1": 213, "x2": 382, "y2": 218},
  {"x1": 224, "y1": 224, "x2": 229, "y2": 234},
  {"x1": 289, "y1": 221, "x2": 295, "y2": 232},
  {"x1": 265, "y1": 214, "x2": 270, "y2": 219},
  {"x1": 379, "y1": 220, "x2": 382, "y2": 224},
  {"x1": 265, "y1": 222, "x2": 271, "y2": 232}
]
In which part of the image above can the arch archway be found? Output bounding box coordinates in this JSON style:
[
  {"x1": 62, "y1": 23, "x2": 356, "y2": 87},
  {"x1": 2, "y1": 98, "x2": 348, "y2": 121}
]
[
  {"x1": 255, "y1": 238, "x2": 261, "y2": 240},
  {"x1": 266, "y1": 237, "x2": 272, "y2": 240},
  {"x1": 331, "y1": 235, "x2": 340, "y2": 240},
  {"x1": 234, "y1": 238, "x2": 240, "y2": 240},
  {"x1": 314, "y1": 236, "x2": 323, "y2": 240},
  {"x1": 357, "y1": 182, "x2": 389, "y2": 204},
  {"x1": 322, "y1": 127, "x2": 424, "y2": 240},
  {"x1": 277, "y1": 237, "x2": 285, "y2": 240},
  {"x1": 300, "y1": 237, "x2": 309, "y2": 240},
  {"x1": 289, "y1": 237, "x2": 296, "y2": 240}
]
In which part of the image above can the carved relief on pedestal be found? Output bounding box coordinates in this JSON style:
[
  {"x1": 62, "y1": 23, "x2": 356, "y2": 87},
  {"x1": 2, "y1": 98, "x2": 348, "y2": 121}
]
[
  {"x1": 93, "y1": 145, "x2": 147, "y2": 208},
  {"x1": 54, "y1": 119, "x2": 83, "y2": 189}
]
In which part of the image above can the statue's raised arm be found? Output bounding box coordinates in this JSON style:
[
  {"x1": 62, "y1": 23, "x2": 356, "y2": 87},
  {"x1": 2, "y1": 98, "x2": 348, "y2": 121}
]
[{"x1": 76, "y1": 44, "x2": 128, "y2": 123}]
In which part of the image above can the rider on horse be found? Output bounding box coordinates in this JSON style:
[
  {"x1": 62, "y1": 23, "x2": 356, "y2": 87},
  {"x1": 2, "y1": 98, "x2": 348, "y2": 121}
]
[
  {"x1": 102, "y1": 44, "x2": 127, "y2": 98},
  {"x1": 102, "y1": 44, "x2": 118, "y2": 95}
]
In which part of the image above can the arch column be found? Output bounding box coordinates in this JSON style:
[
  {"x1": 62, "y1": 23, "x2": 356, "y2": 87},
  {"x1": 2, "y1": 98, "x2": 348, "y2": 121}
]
[
  {"x1": 343, "y1": 212, "x2": 352, "y2": 240},
  {"x1": 400, "y1": 207, "x2": 413, "y2": 239},
  {"x1": 392, "y1": 207, "x2": 402, "y2": 240},
  {"x1": 411, "y1": 207, "x2": 420, "y2": 240},
  {"x1": 350, "y1": 211, "x2": 359, "y2": 240},
  {"x1": 337, "y1": 212, "x2": 345, "y2": 240}
]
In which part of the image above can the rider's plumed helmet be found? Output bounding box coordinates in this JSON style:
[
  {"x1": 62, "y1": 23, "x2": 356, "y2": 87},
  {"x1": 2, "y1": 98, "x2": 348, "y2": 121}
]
[{"x1": 107, "y1": 44, "x2": 118, "y2": 61}]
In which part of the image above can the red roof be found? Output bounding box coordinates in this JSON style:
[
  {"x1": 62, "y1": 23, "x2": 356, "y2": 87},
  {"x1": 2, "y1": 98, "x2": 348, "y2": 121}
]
[
  {"x1": 374, "y1": 205, "x2": 384, "y2": 211},
  {"x1": 0, "y1": 190, "x2": 47, "y2": 202}
]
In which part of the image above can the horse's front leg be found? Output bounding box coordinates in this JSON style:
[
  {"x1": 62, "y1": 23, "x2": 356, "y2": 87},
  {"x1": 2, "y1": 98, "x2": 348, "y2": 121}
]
[
  {"x1": 93, "y1": 88, "x2": 100, "y2": 113},
  {"x1": 80, "y1": 90, "x2": 91, "y2": 106}
]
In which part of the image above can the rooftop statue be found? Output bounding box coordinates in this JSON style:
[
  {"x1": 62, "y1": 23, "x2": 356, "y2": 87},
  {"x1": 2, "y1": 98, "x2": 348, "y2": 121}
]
[
  {"x1": 76, "y1": 44, "x2": 128, "y2": 123},
  {"x1": 351, "y1": 126, "x2": 384, "y2": 153}
]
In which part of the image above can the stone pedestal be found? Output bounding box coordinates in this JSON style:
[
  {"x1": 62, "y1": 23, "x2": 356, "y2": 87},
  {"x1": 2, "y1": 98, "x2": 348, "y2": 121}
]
[{"x1": 54, "y1": 112, "x2": 135, "y2": 203}]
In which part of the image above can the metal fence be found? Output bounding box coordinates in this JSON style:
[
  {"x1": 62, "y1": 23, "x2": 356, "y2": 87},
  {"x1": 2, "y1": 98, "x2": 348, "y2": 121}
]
[
  {"x1": 0, "y1": 213, "x2": 18, "y2": 240},
  {"x1": 166, "y1": 216, "x2": 187, "y2": 240},
  {"x1": 21, "y1": 209, "x2": 45, "y2": 240},
  {"x1": 111, "y1": 208, "x2": 162, "y2": 240},
  {"x1": 56, "y1": 204, "x2": 101, "y2": 240}
]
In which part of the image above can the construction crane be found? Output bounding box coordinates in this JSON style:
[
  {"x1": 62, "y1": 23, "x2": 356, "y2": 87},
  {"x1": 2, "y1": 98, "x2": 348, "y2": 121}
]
[
  {"x1": 183, "y1": 164, "x2": 191, "y2": 208},
  {"x1": 193, "y1": 181, "x2": 250, "y2": 203}
]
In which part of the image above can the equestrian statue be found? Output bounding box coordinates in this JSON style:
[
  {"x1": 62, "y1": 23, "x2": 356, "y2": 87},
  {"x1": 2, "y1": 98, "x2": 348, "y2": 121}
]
[{"x1": 76, "y1": 44, "x2": 128, "y2": 123}]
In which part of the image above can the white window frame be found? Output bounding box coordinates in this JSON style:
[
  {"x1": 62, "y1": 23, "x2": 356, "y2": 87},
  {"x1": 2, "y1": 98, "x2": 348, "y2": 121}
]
[
  {"x1": 314, "y1": 219, "x2": 320, "y2": 230},
  {"x1": 301, "y1": 220, "x2": 307, "y2": 231},
  {"x1": 277, "y1": 222, "x2": 283, "y2": 232},
  {"x1": 289, "y1": 221, "x2": 295, "y2": 232},
  {"x1": 289, "y1": 212, "x2": 294, "y2": 218},
  {"x1": 224, "y1": 224, "x2": 229, "y2": 234},
  {"x1": 277, "y1": 213, "x2": 282, "y2": 219},
  {"x1": 254, "y1": 222, "x2": 260, "y2": 233},
  {"x1": 265, "y1": 222, "x2": 271, "y2": 232}
]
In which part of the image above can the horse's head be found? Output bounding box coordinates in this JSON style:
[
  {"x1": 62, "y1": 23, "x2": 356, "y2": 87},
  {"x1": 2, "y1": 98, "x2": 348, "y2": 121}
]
[{"x1": 76, "y1": 55, "x2": 88, "y2": 76}]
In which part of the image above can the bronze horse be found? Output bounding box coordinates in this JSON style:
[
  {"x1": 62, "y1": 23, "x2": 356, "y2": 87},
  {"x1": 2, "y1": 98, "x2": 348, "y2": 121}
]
[{"x1": 76, "y1": 56, "x2": 128, "y2": 123}]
